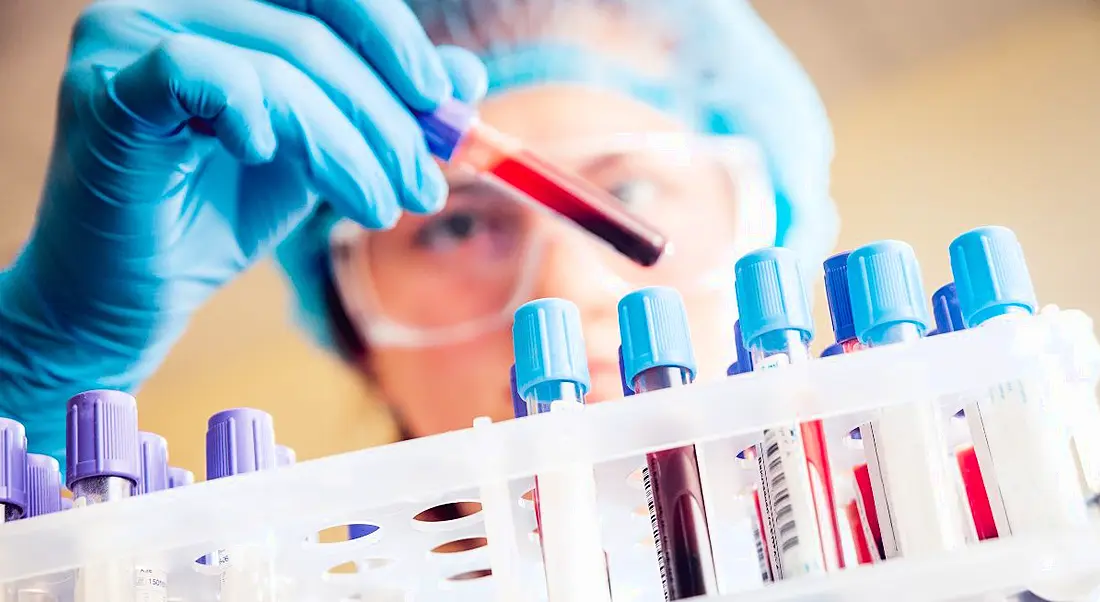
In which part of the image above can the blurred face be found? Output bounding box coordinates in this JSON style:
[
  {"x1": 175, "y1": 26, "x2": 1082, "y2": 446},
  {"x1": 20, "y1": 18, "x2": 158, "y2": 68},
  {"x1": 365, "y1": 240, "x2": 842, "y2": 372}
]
[{"x1": 347, "y1": 84, "x2": 758, "y2": 437}]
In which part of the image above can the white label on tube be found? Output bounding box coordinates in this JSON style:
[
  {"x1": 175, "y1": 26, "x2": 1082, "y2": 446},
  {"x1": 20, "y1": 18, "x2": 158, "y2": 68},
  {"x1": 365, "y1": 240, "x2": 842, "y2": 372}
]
[
  {"x1": 758, "y1": 353, "x2": 790, "y2": 371},
  {"x1": 757, "y1": 427, "x2": 825, "y2": 579},
  {"x1": 966, "y1": 380, "x2": 1086, "y2": 536},
  {"x1": 134, "y1": 567, "x2": 167, "y2": 602}
]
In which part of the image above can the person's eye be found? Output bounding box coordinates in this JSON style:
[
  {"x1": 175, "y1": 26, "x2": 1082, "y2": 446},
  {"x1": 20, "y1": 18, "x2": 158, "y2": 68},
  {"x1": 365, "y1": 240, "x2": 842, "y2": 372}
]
[
  {"x1": 608, "y1": 178, "x2": 660, "y2": 208},
  {"x1": 413, "y1": 211, "x2": 484, "y2": 251}
]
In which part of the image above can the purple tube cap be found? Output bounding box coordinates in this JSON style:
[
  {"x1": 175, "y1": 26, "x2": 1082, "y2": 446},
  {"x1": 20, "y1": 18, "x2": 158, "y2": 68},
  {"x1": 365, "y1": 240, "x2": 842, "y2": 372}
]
[
  {"x1": 167, "y1": 467, "x2": 195, "y2": 489},
  {"x1": 139, "y1": 432, "x2": 170, "y2": 495},
  {"x1": 26, "y1": 453, "x2": 62, "y2": 518},
  {"x1": 0, "y1": 418, "x2": 28, "y2": 514},
  {"x1": 206, "y1": 408, "x2": 276, "y2": 480},
  {"x1": 61, "y1": 497, "x2": 74, "y2": 511},
  {"x1": 414, "y1": 98, "x2": 477, "y2": 161},
  {"x1": 66, "y1": 390, "x2": 140, "y2": 489},
  {"x1": 275, "y1": 444, "x2": 297, "y2": 467}
]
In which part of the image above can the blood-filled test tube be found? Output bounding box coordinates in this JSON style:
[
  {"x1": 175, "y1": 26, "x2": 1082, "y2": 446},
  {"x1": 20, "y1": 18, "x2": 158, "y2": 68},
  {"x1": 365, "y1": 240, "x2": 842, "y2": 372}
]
[
  {"x1": 417, "y1": 100, "x2": 668, "y2": 267},
  {"x1": 823, "y1": 251, "x2": 867, "y2": 354},
  {"x1": 735, "y1": 248, "x2": 833, "y2": 580},
  {"x1": 619, "y1": 287, "x2": 718, "y2": 599}
]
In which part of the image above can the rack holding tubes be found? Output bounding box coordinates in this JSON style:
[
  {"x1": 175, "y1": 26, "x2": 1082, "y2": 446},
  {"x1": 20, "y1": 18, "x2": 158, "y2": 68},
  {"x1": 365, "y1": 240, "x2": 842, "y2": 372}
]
[{"x1": 0, "y1": 306, "x2": 1098, "y2": 601}]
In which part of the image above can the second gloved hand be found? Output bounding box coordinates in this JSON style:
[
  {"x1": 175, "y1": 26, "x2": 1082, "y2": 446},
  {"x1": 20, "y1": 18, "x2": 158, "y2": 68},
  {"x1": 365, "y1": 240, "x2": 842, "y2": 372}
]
[{"x1": 0, "y1": 0, "x2": 488, "y2": 451}]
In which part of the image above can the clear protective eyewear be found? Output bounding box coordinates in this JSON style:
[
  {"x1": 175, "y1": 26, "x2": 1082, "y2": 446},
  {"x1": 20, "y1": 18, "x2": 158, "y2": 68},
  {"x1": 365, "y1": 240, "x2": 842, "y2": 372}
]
[{"x1": 330, "y1": 133, "x2": 776, "y2": 348}]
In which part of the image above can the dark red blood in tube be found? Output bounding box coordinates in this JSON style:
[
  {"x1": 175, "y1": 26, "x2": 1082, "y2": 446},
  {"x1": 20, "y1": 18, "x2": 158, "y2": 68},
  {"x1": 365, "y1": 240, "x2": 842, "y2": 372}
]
[
  {"x1": 853, "y1": 464, "x2": 886, "y2": 560},
  {"x1": 489, "y1": 151, "x2": 668, "y2": 267}
]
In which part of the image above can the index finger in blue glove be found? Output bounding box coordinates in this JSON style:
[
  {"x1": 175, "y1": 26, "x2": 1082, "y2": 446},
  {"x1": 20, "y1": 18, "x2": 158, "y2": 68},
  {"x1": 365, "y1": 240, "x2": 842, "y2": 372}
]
[{"x1": 263, "y1": 0, "x2": 451, "y2": 110}]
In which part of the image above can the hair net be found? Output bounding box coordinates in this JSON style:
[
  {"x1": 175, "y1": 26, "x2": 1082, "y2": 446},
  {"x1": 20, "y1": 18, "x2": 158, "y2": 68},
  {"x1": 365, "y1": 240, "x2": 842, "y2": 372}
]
[{"x1": 274, "y1": 0, "x2": 839, "y2": 352}]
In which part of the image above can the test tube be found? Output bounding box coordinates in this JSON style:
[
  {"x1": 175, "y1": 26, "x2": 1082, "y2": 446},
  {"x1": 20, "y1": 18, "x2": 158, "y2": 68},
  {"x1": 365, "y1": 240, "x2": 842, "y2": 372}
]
[
  {"x1": 0, "y1": 418, "x2": 28, "y2": 523},
  {"x1": 206, "y1": 408, "x2": 278, "y2": 602},
  {"x1": 61, "y1": 498, "x2": 73, "y2": 511},
  {"x1": 949, "y1": 226, "x2": 1087, "y2": 535},
  {"x1": 512, "y1": 298, "x2": 612, "y2": 602},
  {"x1": 823, "y1": 251, "x2": 865, "y2": 353},
  {"x1": 66, "y1": 390, "x2": 141, "y2": 602},
  {"x1": 734, "y1": 248, "x2": 830, "y2": 580},
  {"x1": 931, "y1": 283, "x2": 999, "y2": 541},
  {"x1": 166, "y1": 467, "x2": 194, "y2": 489},
  {"x1": 275, "y1": 445, "x2": 296, "y2": 468},
  {"x1": 619, "y1": 287, "x2": 718, "y2": 599},
  {"x1": 726, "y1": 320, "x2": 754, "y2": 376},
  {"x1": 136, "y1": 432, "x2": 170, "y2": 602},
  {"x1": 25, "y1": 454, "x2": 62, "y2": 518},
  {"x1": 510, "y1": 365, "x2": 527, "y2": 419},
  {"x1": 847, "y1": 241, "x2": 966, "y2": 559},
  {"x1": 417, "y1": 100, "x2": 667, "y2": 267},
  {"x1": 932, "y1": 283, "x2": 965, "y2": 335}
]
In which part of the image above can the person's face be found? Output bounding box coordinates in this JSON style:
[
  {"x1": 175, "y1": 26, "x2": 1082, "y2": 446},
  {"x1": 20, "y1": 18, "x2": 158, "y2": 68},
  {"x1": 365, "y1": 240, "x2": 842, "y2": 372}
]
[{"x1": 359, "y1": 84, "x2": 745, "y2": 437}]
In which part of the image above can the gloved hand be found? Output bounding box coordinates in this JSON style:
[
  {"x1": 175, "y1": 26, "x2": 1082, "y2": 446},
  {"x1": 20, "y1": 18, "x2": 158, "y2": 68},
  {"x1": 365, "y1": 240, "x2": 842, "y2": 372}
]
[{"x1": 0, "y1": 0, "x2": 488, "y2": 461}]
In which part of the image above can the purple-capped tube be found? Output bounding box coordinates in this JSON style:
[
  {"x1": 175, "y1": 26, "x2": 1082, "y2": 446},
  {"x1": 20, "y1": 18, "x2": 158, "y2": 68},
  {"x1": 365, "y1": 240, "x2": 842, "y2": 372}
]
[
  {"x1": 167, "y1": 467, "x2": 194, "y2": 489},
  {"x1": 25, "y1": 453, "x2": 63, "y2": 518},
  {"x1": 138, "y1": 432, "x2": 170, "y2": 495},
  {"x1": 206, "y1": 408, "x2": 276, "y2": 480},
  {"x1": 66, "y1": 390, "x2": 140, "y2": 504},
  {"x1": 61, "y1": 497, "x2": 74, "y2": 511},
  {"x1": 205, "y1": 408, "x2": 277, "y2": 602},
  {"x1": 510, "y1": 365, "x2": 527, "y2": 418},
  {"x1": 275, "y1": 445, "x2": 296, "y2": 468},
  {"x1": 932, "y1": 282, "x2": 966, "y2": 334},
  {"x1": 820, "y1": 343, "x2": 844, "y2": 358},
  {"x1": 0, "y1": 417, "x2": 28, "y2": 522}
]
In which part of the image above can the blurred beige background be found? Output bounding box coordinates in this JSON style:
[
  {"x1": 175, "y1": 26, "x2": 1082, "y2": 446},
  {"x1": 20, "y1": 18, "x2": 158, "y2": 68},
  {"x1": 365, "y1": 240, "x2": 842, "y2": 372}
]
[{"x1": 1, "y1": 0, "x2": 1098, "y2": 480}]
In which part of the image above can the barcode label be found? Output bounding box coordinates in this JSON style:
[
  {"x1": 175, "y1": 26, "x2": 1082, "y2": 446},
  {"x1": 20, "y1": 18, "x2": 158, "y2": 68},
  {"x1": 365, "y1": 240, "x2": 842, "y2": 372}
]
[
  {"x1": 758, "y1": 428, "x2": 825, "y2": 579},
  {"x1": 751, "y1": 488, "x2": 773, "y2": 582},
  {"x1": 641, "y1": 466, "x2": 671, "y2": 601}
]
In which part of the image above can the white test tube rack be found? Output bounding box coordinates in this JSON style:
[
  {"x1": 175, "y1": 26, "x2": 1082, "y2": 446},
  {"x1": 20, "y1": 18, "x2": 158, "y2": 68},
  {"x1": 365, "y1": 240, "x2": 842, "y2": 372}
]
[{"x1": 1, "y1": 307, "x2": 1099, "y2": 602}]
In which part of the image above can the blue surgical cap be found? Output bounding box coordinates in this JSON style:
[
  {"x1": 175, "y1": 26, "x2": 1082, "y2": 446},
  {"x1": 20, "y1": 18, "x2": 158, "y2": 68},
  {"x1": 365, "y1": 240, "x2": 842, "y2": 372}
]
[{"x1": 274, "y1": 0, "x2": 839, "y2": 352}]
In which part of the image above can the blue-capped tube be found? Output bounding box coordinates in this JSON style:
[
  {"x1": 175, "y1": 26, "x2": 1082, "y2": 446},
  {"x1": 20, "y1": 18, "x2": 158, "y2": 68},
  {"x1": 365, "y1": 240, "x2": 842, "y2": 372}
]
[
  {"x1": 512, "y1": 298, "x2": 612, "y2": 602},
  {"x1": 735, "y1": 248, "x2": 838, "y2": 579},
  {"x1": 618, "y1": 287, "x2": 718, "y2": 599},
  {"x1": 847, "y1": 241, "x2": 965, "y2": 560},
  {"x1": 949, "y1": 226, "x2": 1087, "y2": 539},
  {"x1": 931, "y1": 283, "x2": 965, "y2": 335}
]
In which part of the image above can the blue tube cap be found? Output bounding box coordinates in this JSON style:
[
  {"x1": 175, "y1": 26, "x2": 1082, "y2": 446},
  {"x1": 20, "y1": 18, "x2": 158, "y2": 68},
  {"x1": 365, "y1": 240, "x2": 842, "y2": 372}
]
[
  {"x1": 932, "y1": 282, "x2": 966, "y2": 333},
  {"x1": 618, "y1": 287, "x2": 697, "y2": 384},
  {"x1": 823, "y1": 251, "x2": 856, "y2": 342},
  {"x1": 949, "y1": 226, "x2": 1037, "y2": 328},
  {"x1": 512, "y1": 298, "x2": 590, "y2": 399},
  {"x1": 734, "y1": 247, "x2": 814, "y2": 347},
  {"x1": 727, "y1": 320, "x2": 754, "y2": 376},
  {"x1": 820, "y1": 343, "x2": 845, "y2": 358},
  {"x1": 847, "y1": 240, "x2": 931, "y2": 342}
]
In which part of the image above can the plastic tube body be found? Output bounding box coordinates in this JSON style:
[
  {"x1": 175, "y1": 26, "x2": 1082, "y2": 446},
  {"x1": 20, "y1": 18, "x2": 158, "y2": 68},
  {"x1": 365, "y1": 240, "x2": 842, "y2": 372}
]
[
  {"x1": 861, "y1": 323, "x2": 965, "y2": 559},
  {"x1": 964, "y1": 310, "x2": 1086, "y2": 536},
  {"x1": 71, "y1": 477, "x2": 134, "y2": 602},
  {"x1": 524, "y1": 382, "x2": 611, "y2": 602},
  {"x1": 748, "y1": 330, "x2": 831, "y2": 580},
  {"x1": 633, "y1": 366, "x2": 719, "y2": 599}
]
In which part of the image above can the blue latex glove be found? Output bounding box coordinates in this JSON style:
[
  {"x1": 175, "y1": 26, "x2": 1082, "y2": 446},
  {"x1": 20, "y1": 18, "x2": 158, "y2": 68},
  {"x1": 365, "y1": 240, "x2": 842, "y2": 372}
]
[{"x1": 0, "y1": 0, "x2": 489, "y2": 463}]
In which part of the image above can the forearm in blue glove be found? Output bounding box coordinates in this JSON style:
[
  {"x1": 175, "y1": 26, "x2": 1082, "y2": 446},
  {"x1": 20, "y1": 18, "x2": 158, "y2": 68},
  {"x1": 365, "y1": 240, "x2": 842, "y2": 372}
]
[{"x1": 0, "y1": 0, "x2": 488, "y2": 463}]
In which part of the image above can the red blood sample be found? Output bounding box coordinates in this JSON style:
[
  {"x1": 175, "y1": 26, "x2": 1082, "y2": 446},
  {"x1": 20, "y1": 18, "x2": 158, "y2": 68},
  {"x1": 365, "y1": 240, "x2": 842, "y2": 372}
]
[
  {"x1": 957, "y1": 446, "x2": 999, "y2": 540},
  {"x1": 489, "y1": 151, "x2": 668, "y2": 267}
]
